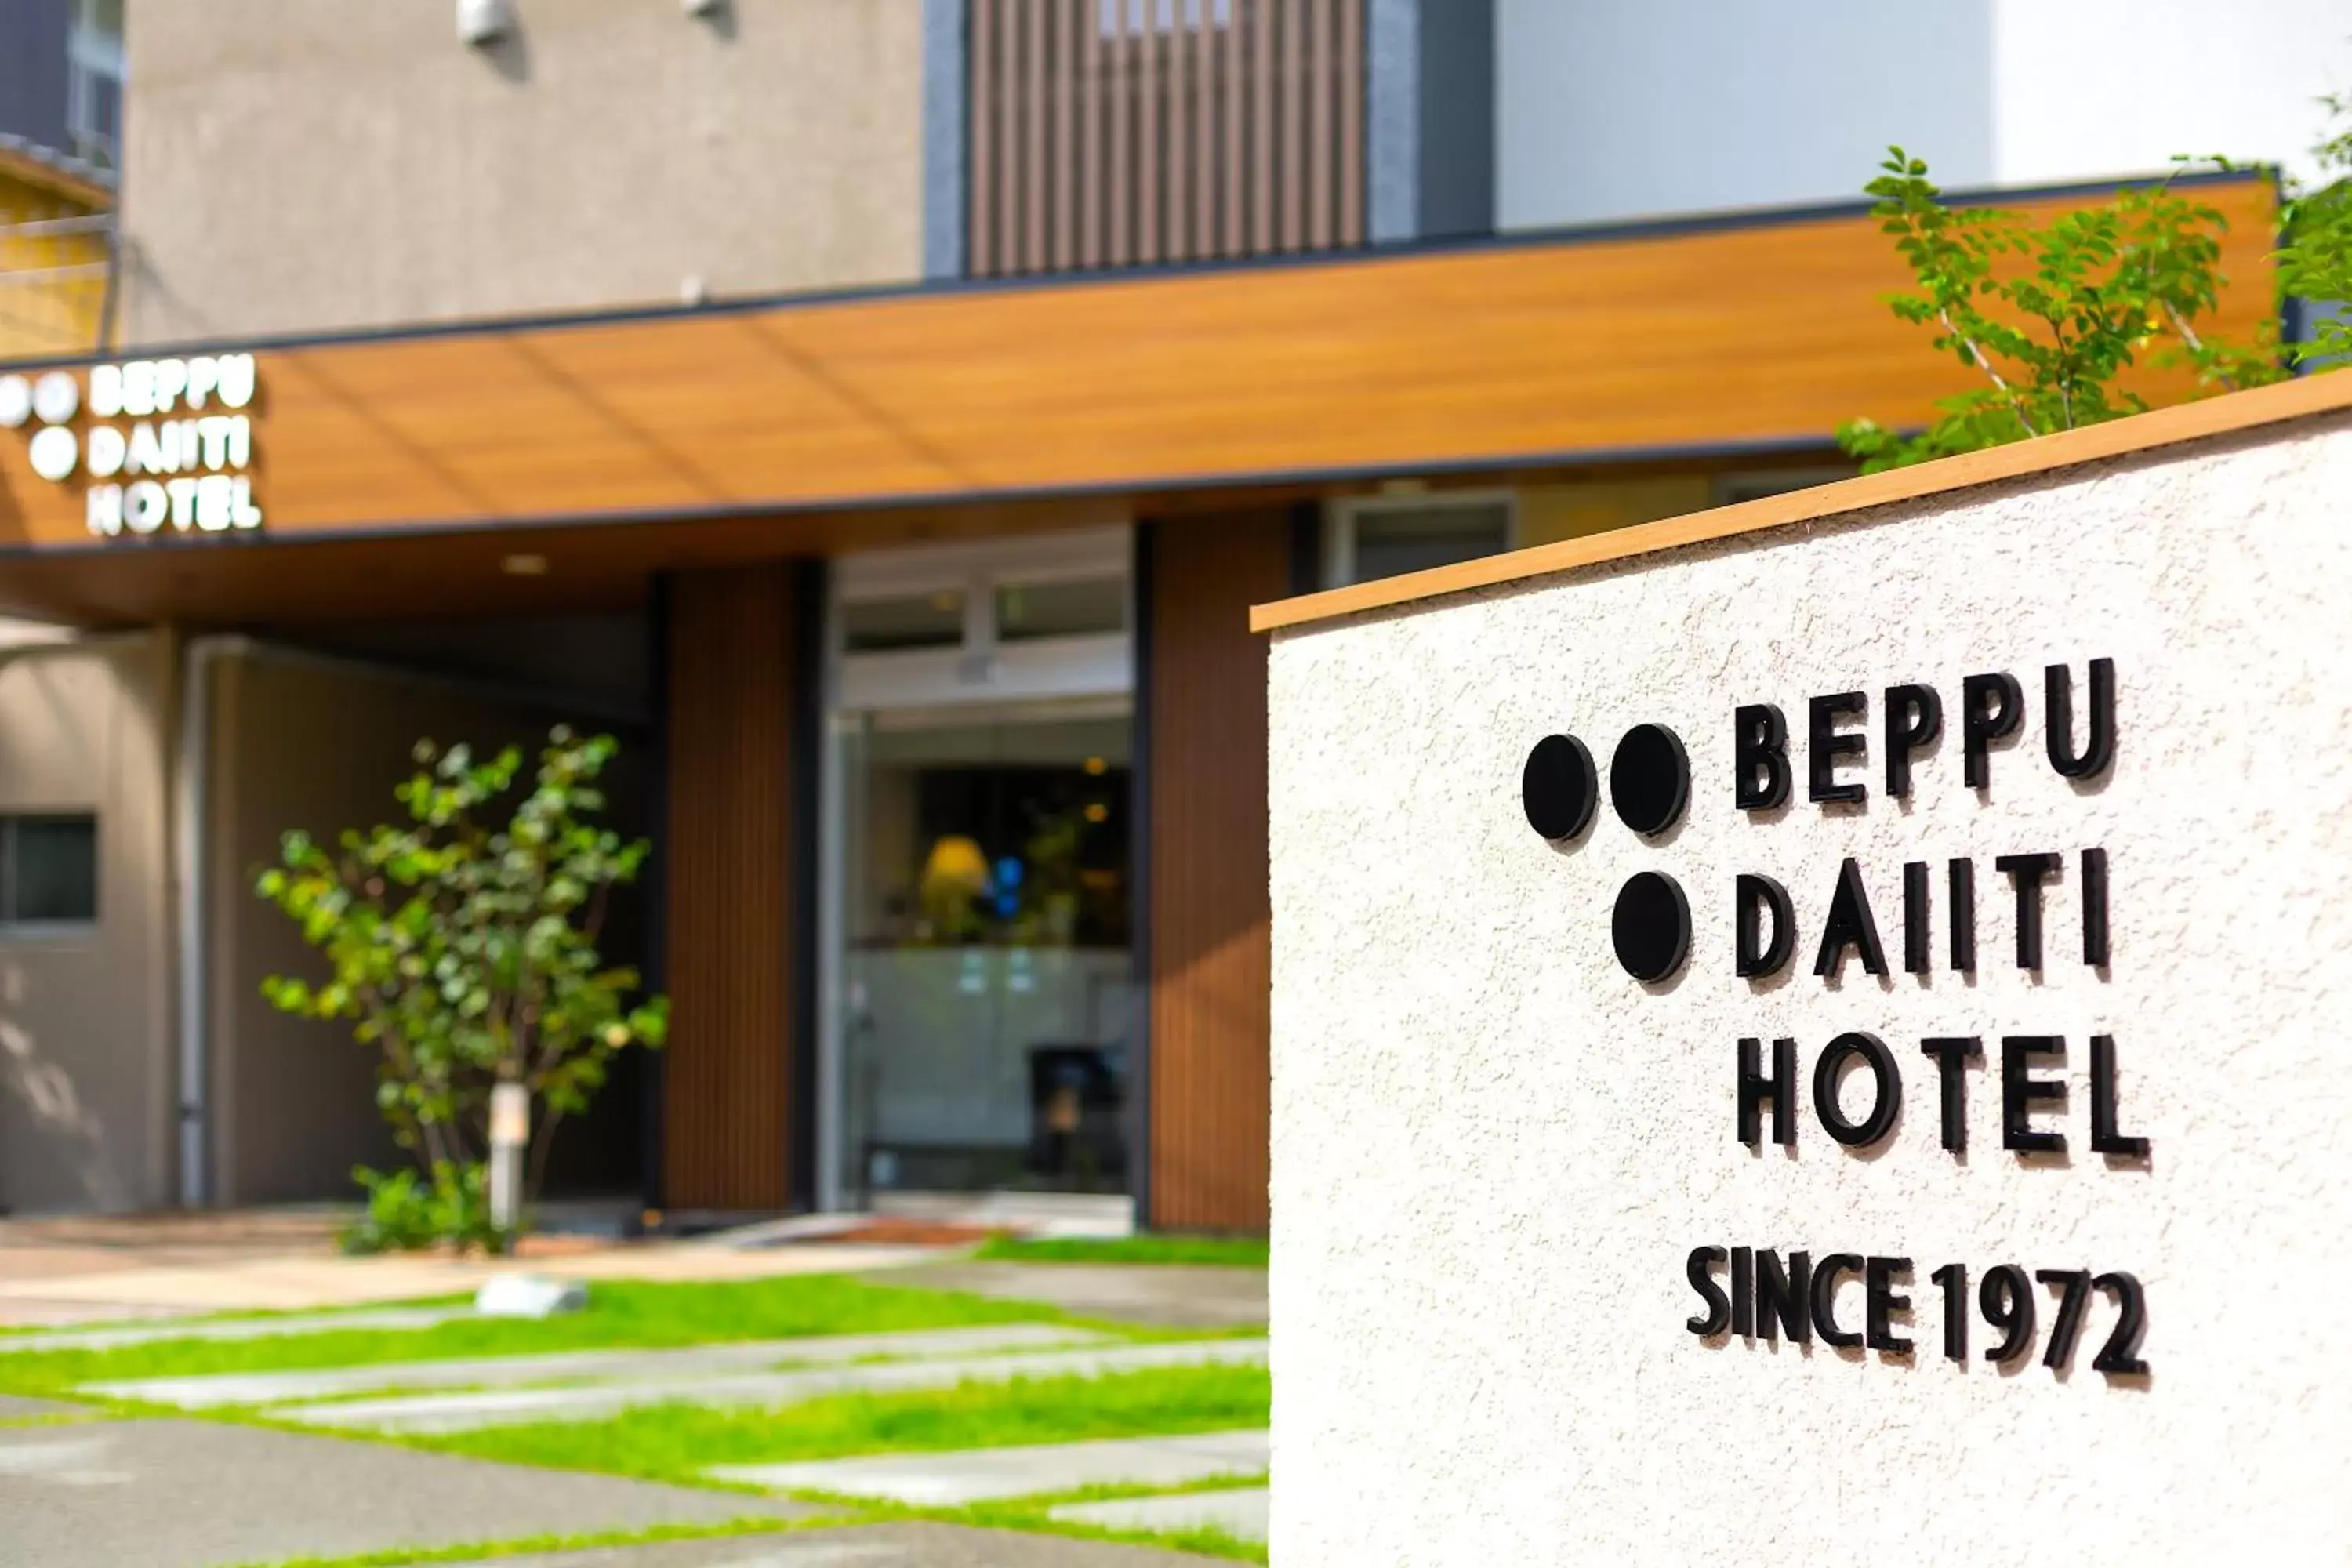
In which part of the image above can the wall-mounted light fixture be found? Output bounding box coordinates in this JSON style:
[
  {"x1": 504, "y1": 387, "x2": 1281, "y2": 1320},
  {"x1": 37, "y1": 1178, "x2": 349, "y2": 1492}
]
[
  {"x1": 457, "y1": 0, "x2": 516, "y2": 46},
  {"x1": 682, "y1": 0, "x2": 728, "y2": 16}
]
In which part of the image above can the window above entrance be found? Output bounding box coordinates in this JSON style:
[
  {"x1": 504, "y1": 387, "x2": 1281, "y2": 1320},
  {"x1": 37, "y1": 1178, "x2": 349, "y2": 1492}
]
[{"x1": 833, "y1": 525, "x2": 1134, "y2": 711}]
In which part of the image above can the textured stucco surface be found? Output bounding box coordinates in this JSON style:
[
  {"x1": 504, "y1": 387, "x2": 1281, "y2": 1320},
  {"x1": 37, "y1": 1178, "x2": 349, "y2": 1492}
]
[
  {"x1": 121, "y1": 0, "x2": 924, "y2": 343},
  {"x1": 1267, "y1": 413, "x2": 2352, "y2": 1561}
]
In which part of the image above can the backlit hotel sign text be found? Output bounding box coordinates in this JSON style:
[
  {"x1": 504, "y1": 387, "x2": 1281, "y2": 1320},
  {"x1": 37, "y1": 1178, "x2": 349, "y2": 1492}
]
[{"x1": 0, "y1": 354, "x2": 265, "y2": 537}]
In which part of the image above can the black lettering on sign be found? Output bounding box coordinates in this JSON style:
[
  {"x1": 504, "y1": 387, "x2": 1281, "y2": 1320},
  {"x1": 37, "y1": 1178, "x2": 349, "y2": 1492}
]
[
  {"x1": 1812, "y1": 1254, "x2": 1864, "y2": 1349},
  {"x1": 2002, "y1": 1036, "x2": 2067, "y2": 1156},
  {"x1": 1919, "y1": 1036, "x2": 1984, "y2": 1153},
  {"x1": 1756, "y1": 1249, "x2": 1812, "y2": 1344},
  {"x1": 1734, "y1": 873, "x2": 1795, "y2": 978},
  {"x1": 1865, "y1": 1256, "x2": 1914, "y2": 1354},
  {"x1": 1737, "y1": 1036, "x2": 1798, "y2": 1149},
  {"x1": 1809, "y1": 692, "x2": 1867, "y2": 805},
  {"x1": 1962, "y1": 671, "x2": 2024, "y2": 789},
  {"x1": 1902, "y1": 860, "x2": 1931, "y2": 975},
  {"x1": 1995, "y1": 851, "x2": 2062, "y2": 971},
  {"x1": 2045, "y1": 658, "x2": 2116, "y2": 780},
  {"x1": 1812, "y1": 858, "x2": 1888, "y2": 978},
  {"x1": 1685, "y1": 1247, "x2": 1730, "y2": 1336},
  {"x1": 1733, "y1": 703, "x2": 1791, "y2": 811},
  {"x1": 1883, "y1": 682, "x2": 1942, "y2": 797},
  {"x1": 1812, "y1": 1032, "x2": 1901, "y2": 1148},
  {"x1": 2089, "y1": 1033, "x2": 2149, "y2": 1157}
]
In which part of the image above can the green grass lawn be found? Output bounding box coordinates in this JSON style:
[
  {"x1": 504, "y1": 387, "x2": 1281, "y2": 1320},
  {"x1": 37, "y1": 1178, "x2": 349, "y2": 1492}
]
[
  {"x1": 0, "y1": 1274, "x2": 1069, "y2": 1399},
  {"x1": 974, "y1": 1234, "x2": 1269, "y2": 1268},
  {"x1": 416, "y1": 1362, "x2": 1271, "y2": 1487}
]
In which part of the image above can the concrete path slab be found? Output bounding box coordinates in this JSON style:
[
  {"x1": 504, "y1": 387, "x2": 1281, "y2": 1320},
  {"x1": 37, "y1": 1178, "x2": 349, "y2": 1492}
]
[
  {"x1": 0, "y1": 1243, "x2": 947, "y2": 1316},
  {"x1": 0, "y1": 1417, "x2": 811, "y2": 1567},
  {"x1": 0, "y1": 1393, "x2": 85, "y2": 1420},
  {"x1": 82, "y1": 1323, "x2": 1108, "y2": 1409},
  {"x1": 1049, "y1": 1487, "x2": 1269, "y2": 1542},
  {"x1": 0, "y1": 1304, "x2": 470, "y2": 1356},
  {"x1": 872, "y1": 1265, "x2": 1266, "y2": 1330},
  {"x1": 282, "y1": 1338, "x2": 1269, "y2": 1435},
  {"x1": 435, "y1": 1521, "x2": 1229, "y2": 1565},
  {"x1": 708, "y1": 1429, "x2": 1268, "y2": 1505}
]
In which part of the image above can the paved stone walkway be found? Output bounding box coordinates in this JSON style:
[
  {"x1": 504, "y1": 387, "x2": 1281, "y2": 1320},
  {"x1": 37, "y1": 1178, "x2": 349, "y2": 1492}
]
[
  {"x1": 872, "y1": 1265, "x2": 1266, "y2": 1330},
  {"x1": 281, "y1": 1338, "x2": 1270, "y2": 1434},
  {"x1": 1049, "y1": 1488, "x2": 1269, "y2": 1543},
  {"x1": 0, "y1": 1417, "x2": 811, "y2": 1566},
  {"x1": 437, "y1": 1522, "x2": 1230, "y2": 1566},
  {"x1": 708, "y1": 1430, "x2": 1268, "y2": 1506},
  {"x1": 0, "y1": 1392, "x2": 82, "y2": 1419},
  {"x1": 82, "y1": 1324, "x2": 1107, "y2": 1409}
]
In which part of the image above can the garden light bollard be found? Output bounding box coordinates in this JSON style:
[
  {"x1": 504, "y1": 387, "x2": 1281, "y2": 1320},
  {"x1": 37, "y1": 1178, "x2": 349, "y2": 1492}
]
[{"x1": 488, "y1": 1081, "x2": 528, "y2": 1235}]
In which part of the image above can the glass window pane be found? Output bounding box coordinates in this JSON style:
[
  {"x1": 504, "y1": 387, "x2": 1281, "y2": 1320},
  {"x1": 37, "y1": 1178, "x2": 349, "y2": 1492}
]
[
  {"x1": 9, "y1": 816, "x2": 96, "y2": 924},
  {"x1": 843, "y1": 590, "x2": 965, "y2": 652},
  {"x1": 1350, "y1": 502, "x2": 1512, "y2": 584},
  {"x1": 996, "y1": 577, "x2": 1125, "y2": 641}
]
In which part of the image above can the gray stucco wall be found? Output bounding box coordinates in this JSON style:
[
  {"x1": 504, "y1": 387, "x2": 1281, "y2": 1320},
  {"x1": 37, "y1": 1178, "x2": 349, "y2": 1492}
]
[
  {"x1": 0, "y1": 633, "x2": 176, "y2": 1216},
  {"x1": 119, "y1": 0, "x2": 928, "y2": 344}
]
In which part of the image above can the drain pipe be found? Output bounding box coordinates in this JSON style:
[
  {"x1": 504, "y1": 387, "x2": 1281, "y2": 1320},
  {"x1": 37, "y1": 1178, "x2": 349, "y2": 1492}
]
[{"x1": 174, "y1": 633, "x2": 245, "y2": 1207}]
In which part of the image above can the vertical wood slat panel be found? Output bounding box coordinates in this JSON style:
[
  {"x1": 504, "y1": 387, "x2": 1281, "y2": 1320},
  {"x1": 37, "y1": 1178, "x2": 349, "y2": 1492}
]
[
  {"x1": 998, "y1": 0, "x2": 1023, "y2": 274},
  {"x1": 1336, "y1": 0, "x2": 1362, "y2": 245},
  {"x1": 1056, "y1": 0, "x2": 1080, "y2": 270},
  {"x1": 1279, "y1": 0, "x2": 1305, "y2": 250},
  {"x1": 966, "y1": 0, "x2": 1366, "y2": 278},
  {"x1": 1192, "y1": 4, "x2": 1217, "y2": 256},
  {"x1": 664, "y1": 564, "x2": 797, "y2": 1212},
  {"x1": 1251, "y1": 0, "x2": 1275, "y2": 251},
  {"x1": 1109, "y1": 3, "x2": 1133, "y2": 266},
  {"x1": 1222, "y1": 0, "x2": 1246, "y2": 257},
  {"x1": 970, "y1": 0, "x2": 998, "y2": 277},
  {"x1": 1308, "y1": 0, "x2": 1333, "y2": 249},
  {"x1": 1025, "y1": 0, "x2": 1049, "y2": 273},
  {"x1": 1082, "y1": 8, "x2": 1105, "y2": 269},
  {"x1": 1147, "y1": 510, "x2": 1284, "y2": 1233},
  {"x1": 1138, "y1": 12, "x2": 1162, "y2": 263},
  {"x1": 1167, "y1": 0, "x2": 1191, "y2": 258}
]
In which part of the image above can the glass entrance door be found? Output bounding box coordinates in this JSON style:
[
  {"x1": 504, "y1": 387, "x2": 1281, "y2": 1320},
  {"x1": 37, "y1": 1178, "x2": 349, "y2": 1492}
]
[{"x1": 834, "y1": 702, "x2": 1133, "y2": 1204}]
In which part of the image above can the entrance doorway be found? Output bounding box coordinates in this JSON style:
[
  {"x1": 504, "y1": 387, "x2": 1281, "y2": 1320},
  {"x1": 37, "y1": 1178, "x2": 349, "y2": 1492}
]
[{"x1": 820, "y1": 527, "x2": 1135, "y2": 1212}]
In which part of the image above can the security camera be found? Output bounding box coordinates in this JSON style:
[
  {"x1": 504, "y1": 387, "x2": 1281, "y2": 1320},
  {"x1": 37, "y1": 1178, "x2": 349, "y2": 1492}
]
[
  {"x1": 457, "y1": 0, "x2": 515, "y2": 45},
  {"x1": 683, "y1": 0, "x2": 728, "y2": 16}
]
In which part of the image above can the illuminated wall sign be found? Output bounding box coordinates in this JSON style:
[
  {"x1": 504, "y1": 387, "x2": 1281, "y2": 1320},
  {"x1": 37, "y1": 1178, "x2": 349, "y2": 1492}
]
[{"x1": 0, "y1": 354, "x2": 265, "y2": 538}]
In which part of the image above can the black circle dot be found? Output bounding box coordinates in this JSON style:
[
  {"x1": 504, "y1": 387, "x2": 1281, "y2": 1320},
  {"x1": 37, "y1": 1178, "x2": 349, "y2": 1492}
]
[
  {"x1": 1521, "y1": 734, "x2": 1596, "y2": 843},
  {"x1": 1610, "y1": 723, "x2": 1690, "y2": 837},
  {"x1": 1612, "y1": 870, "x2": 1691, "y2": 982}
]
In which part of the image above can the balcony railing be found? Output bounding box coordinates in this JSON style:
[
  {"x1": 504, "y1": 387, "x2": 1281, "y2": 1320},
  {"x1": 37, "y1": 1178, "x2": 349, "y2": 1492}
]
[{"x1": 0, "y1": 211, "x2": 114, "y2": 358}]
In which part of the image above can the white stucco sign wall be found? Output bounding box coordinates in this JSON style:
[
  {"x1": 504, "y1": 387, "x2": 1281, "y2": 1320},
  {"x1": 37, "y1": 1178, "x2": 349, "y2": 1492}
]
[{"x1": 1266, "y1": 412, "x2": 2352, "y2": 1562}]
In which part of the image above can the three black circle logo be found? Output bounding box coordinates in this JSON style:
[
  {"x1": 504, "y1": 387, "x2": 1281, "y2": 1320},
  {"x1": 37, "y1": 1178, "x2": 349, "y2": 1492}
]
[{"x1": 1523, "y1": 723, "x2": 1692, "y2": 982}]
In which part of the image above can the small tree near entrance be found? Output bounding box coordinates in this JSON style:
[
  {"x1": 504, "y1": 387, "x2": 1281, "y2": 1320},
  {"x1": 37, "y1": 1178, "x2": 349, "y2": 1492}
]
[
  {"x1": 1836, "y1": 147, "x2": 2288, "y2": 473},
  {"x1": 1840, "y1": 99, "x2": 2352, "y2": 472},
  {"x1": 256, "y1": 728, "x2": 666, "y2": 1254}
]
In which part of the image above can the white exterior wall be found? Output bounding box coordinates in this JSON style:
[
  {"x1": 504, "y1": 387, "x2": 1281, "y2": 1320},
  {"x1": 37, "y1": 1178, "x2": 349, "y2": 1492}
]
[
  {"x1": 1267, "y1": 413, "x2": 2352, "y2": 1560},
  {"x1": 1497, "y1": 0, "x2": 2351, "y2": 231},
  {"x1": 1495, "y1": 0, "x2": 1995, "y2": 229},
  {"x1": 1991, "y1": 0, "x2": 2352, "y2": 189}
]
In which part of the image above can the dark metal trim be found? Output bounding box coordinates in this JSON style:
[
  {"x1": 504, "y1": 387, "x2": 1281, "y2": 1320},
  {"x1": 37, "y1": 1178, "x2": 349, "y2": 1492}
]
[
  {"x1": 641, "y1": 572, "x2": 673, "y2": 1216},
  {"x1": 786, "y1": 557, "x2": 827, "y2": 1212},
  {"x1": 0, "y1": 432, "x2": 1849, "y2": 567},
  {"x1": 1287, "y1": 498, "x2": 1323, "y2": 595},
  {"x1": 1127, "y1": 518, "x2": 1156, "y2": 1230}
]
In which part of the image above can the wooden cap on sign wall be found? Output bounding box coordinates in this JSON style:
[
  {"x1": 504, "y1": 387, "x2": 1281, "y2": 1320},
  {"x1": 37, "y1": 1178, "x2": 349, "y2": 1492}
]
[{"x1": 1250, "y1": 372, "x2": 2352, "y2": 634}]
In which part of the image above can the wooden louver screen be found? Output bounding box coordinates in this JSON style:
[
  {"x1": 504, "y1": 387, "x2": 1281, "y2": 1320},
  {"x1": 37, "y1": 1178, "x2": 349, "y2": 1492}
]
[{"x1": 967, "y1": 0, "x2": 1366, "y2": 278}]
